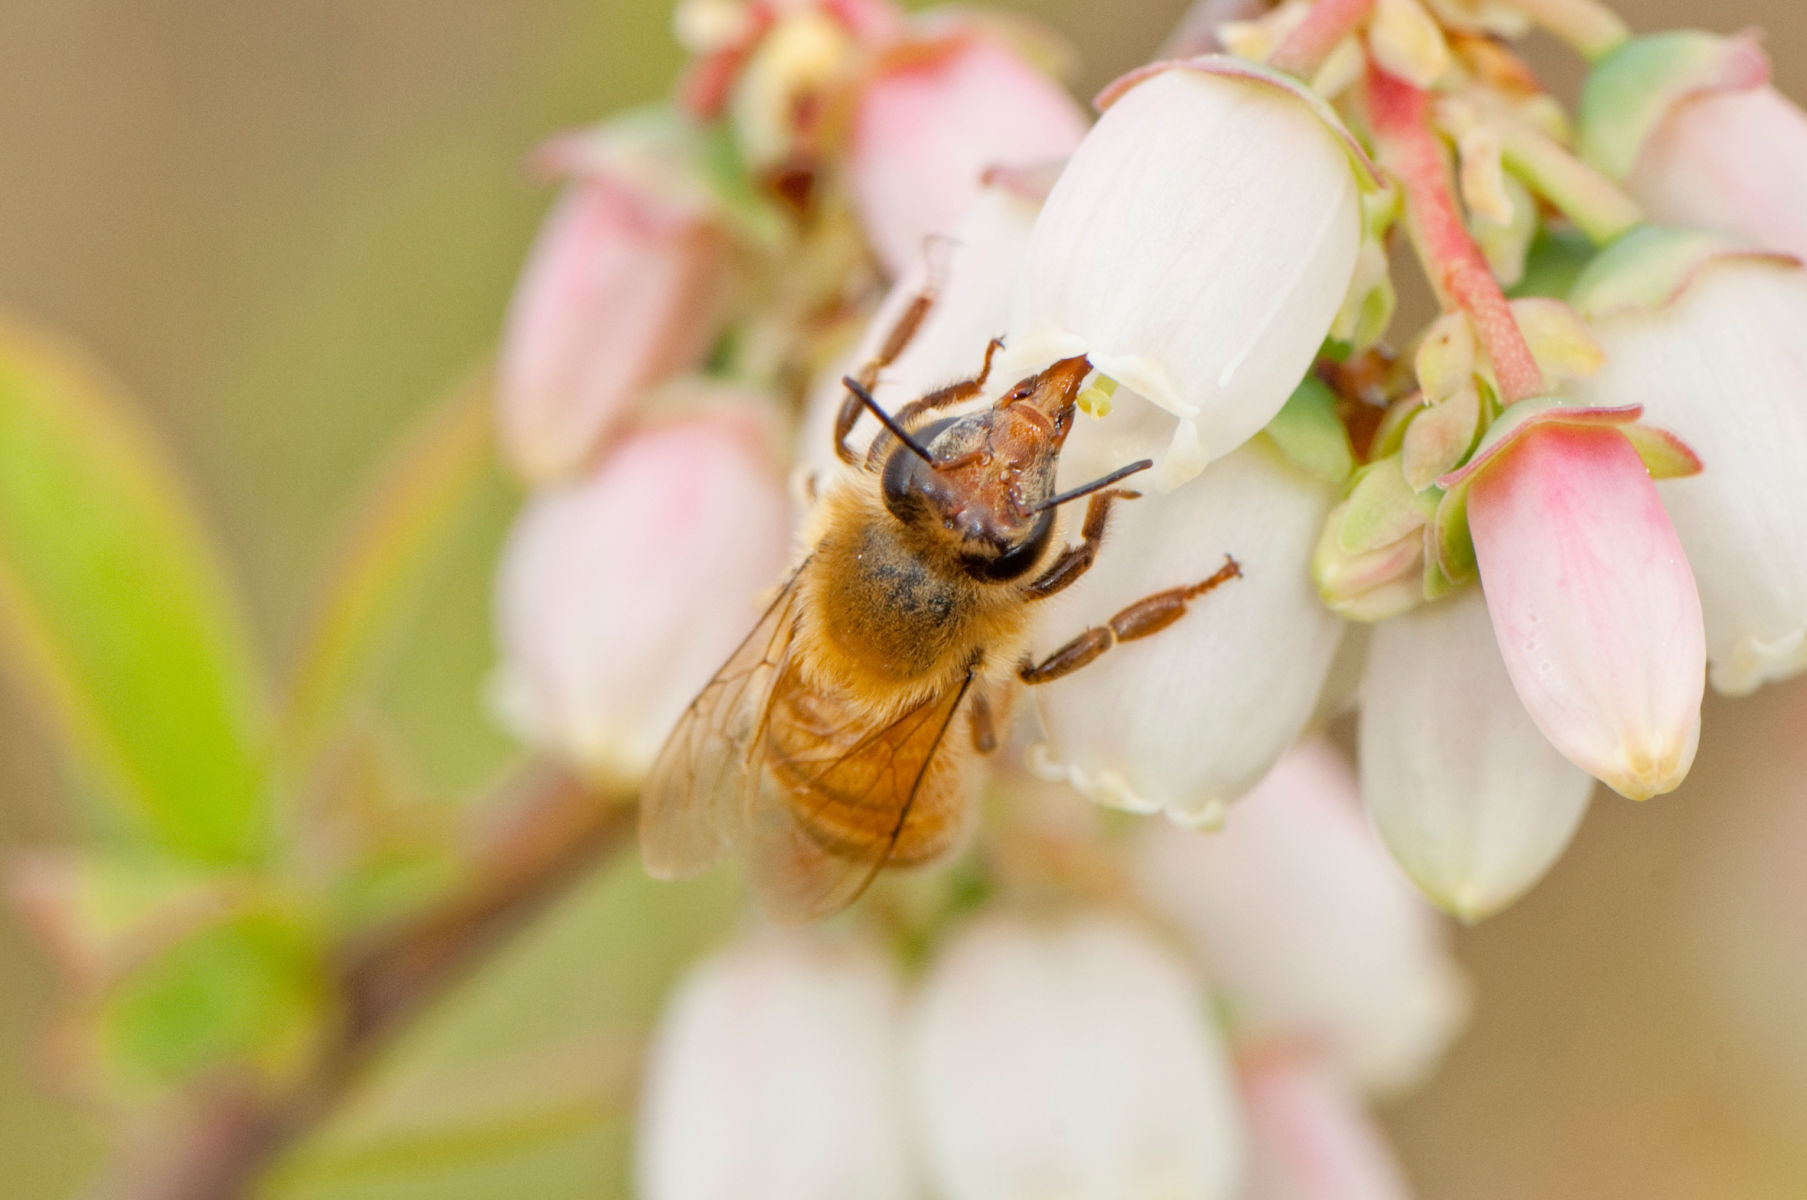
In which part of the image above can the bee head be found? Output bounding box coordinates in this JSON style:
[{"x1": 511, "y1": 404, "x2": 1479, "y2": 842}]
[{"x1": 876, "y1": 356, "x2": 1095, "y2": 583}]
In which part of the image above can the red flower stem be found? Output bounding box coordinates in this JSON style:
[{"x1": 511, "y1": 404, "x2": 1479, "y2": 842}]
[
  {"x1": 1366, "y1": 66, "x2": 1545, "y2": 404},
  {"x1": 1270, "y1": 0, "x2": 1375, "y2": 79}
]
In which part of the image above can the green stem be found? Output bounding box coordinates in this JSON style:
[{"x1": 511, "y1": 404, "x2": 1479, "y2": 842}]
[
  {"x1": 1499, "y1": 0, "x2": 1630, "y2": 62},
  {"x1": 1498, "y1": 122, "x2": 1643, "y2": 243}
]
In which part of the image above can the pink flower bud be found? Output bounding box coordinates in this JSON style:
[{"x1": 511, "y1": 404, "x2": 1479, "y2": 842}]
[
  {"x1": 1131, "y1": 742, "x2": 1469, "y2": 1094},
  {"x1": 908, "y1": 914, "x2": 1244, "y2": 1200},
  {"x1": 492, "y1": 404, "x2": 793, "y2": 784},
  {"x1": 637, "y1": 932, "x2": 914, "y2": 1200},
  {"x1": 849, "y1": 36, "x2": 1086, "y2": 277},
  {"x1": 1238, "y1": 1050, "x2": 1412, "y2": 1200},
  {"x1": 1463, "y1": 418, "x2": 1705, "y2": 800},
  {"x1": 497, "y1": 175, "x2": 733, "y2": 484},
  {"x1": 1003, "y1": 58, "x2": 1371, "y2": 486}
]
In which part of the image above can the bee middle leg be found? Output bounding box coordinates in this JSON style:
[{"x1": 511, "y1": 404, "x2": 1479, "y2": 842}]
[{"x1": 1018, "y1": 556, "x2": 1242, "y2": 686}]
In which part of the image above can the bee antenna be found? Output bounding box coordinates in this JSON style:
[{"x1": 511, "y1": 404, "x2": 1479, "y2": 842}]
[
  {"x1": 842, "y1": 377, "x2": 937, "y2": 466},
  {"x1": 1028, "y1": 459, "x2": 1155, "y2": 514}
]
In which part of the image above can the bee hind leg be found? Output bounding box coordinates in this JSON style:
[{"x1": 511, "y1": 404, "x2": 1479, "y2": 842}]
[{"x1": 1018, "y1": 556, "x2": 1241, "y2": 685}]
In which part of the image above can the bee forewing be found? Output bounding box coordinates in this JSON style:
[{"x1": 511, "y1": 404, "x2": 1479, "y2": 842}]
[
  {"x1": 638, "y1": 574, "x2": 803, "y2": 880},
  {"x1": 741, "y1": 669, "x2": 976, "y2": 921}
]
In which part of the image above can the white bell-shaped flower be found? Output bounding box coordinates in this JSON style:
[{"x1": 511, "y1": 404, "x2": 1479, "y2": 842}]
[
  {"x1": 1030, "y1": 439, "x2": 1344, "y2": 827},
  {"x1": 492, "y1": 404, "x2": 794, "y2": 785},
  {"x1": 1360, "y1": 587, "x2": 1595, "y2": 921},
  {"x1": 638, "y1": 931, "x2": 916, "y2": 1200},
  {"x1": 1570, "y1": 233, "x2": 1807, "y2": 695},
  {"x1": 1131, "y1": 742, "x2": 1469, "y2": 1094},
  {"x1": 1004, "y1": 58, "x2": 1368, "y2": 487},
  {"x1": 907, "y1": 914, "x2": 1244, "y2": 1200}
]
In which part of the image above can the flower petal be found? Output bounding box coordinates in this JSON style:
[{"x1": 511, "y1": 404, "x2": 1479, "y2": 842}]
[
  {"x1": 1467, "y1": 422, "x2": 1705, "y2": 799},
  {"x1": 498, "y1": 178, "x2": 732, "y2": 483},
  {"x1": 850, "y1": 37, "x2": 1086, "y2": 277}
]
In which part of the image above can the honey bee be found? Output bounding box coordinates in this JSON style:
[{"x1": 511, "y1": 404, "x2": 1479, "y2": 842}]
[{"x1": 640, "y1": 292, "x2": 1240, "y2": 920}]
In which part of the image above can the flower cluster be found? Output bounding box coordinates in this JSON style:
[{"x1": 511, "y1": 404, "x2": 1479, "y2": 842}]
[
  {"x1": 490, "y1": 0, "x2": 1807, "y2": 1189},
  {"x1": 637, "y1": 745, "x2": 1466, "y2": 1199}
]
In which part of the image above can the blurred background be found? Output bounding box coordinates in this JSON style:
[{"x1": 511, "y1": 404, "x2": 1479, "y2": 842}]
[{"x1": 1, "y1": 0, "x2": 1804, "y2": 1195}]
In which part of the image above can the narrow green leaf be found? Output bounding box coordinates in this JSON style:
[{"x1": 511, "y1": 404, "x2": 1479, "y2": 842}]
[
  {"x1": 279, "y1": 370, "x2": 495, "y2": 768},
  {"x1": 0, "y1": 319, "x2": 268, "y2": 861},
  {"x1": 96, "y1": 901, "x2": 329, "y2": 1091}
]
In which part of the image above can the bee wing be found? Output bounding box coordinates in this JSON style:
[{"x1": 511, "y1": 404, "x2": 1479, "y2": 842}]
[
  {"x1": 638, "y1": 571, "x2": 804, "y2": 880},
  {"x1": 741, "y1": 668, "x2": 976, "y2": 921}
]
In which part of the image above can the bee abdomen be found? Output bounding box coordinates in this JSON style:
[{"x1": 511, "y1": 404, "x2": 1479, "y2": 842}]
[{"x1": 762, "y1": 683, "x2": 969, "y2": 867}]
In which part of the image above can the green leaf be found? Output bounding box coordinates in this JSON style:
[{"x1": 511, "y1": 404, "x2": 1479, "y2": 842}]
[
  {"x1": 278, "y1": 371, "x2": 496, "y2": 770},
  {"x1": 0, "y1": 319, "x2": 268, "y2": 861},
  {"x1": 96, "y1": 898, "x2": 329, "y2": 1092}
]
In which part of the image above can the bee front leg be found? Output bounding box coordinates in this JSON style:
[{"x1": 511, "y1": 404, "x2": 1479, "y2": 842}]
[
  {"x1": 1020, "y1": 487, "x2": 1141, "y2": 601},
  {"x1": 835, "y1": 286, "x2": 938, "y2": 464},
  {"x1": 1018, "y1": 557, "x2": 1241, "y2": 685}
]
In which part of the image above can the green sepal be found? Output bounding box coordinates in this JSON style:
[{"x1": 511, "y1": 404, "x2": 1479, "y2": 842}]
[
  {"x1": 1570, "y1": 224, "x2": 1796, "y2": 319},
  {"x1": 1510, "y1": 223, "x2": 1599, "y2": 300},
  {"x1": 1262, "y1": 375, "x2": 1355, "y2": 485},
  {"x1": 1579, "y1": 31, "x2": 1770, "y2": 179},
  {"x1": 1402, "y1": 385, "x2": 1483, "y2": 492},
  {"x1": 1624, "y1": 423, "x2": 1704, "y2": 479},
  {"x1": 1338, "y1": 455, "x2": 1437, "y2": 556}
]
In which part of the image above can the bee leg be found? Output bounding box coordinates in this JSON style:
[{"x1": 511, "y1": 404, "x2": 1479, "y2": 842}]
[
  {"x1": 968, "y1": 690, "x2": 998, "y2": 754},
  {"x1": 1018, "y1": 556, "x2": 1242, "y2": 685},
  {"x1": 835, "y1": 287, "x2": 939, "y2": 464},
  {"x1": 865, "y1": 337, "x2": 1008, "y2": 469},
  {"x1": 1021, "y1": 488, "x2": 1142, "y2": 601}
]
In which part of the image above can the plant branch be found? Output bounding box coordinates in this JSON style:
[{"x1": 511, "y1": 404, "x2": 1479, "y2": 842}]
[
  {"x1": 1367, "y1": 66, "x2": 1545, "y2": 403},
  {"x1": 85, "y1": 761, "x2": 637, "y2": 1200}
]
